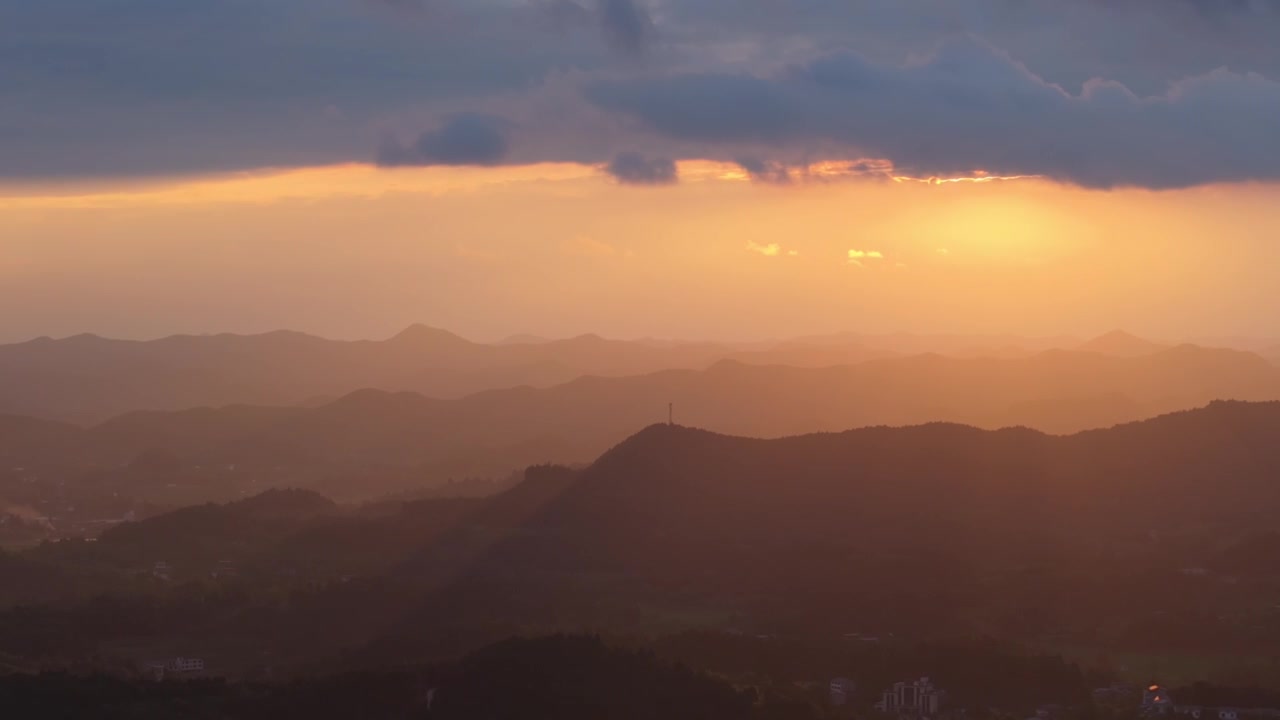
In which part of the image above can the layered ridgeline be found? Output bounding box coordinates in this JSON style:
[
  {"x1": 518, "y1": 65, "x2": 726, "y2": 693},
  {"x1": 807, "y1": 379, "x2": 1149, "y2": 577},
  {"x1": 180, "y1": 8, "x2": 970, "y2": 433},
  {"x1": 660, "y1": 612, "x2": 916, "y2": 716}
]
[
  {"x1": 1, "y1": 342, "x2": 1279, "y2": 506},
  {"x1": 0, "y1": 326, "x2": 1223, "y2": 425},
  {"x1": 7, "y1": 402, "x2": 1280, "y2": 669},
  {"x1": 0, "y1": 325, "x2": 897, "y2": 424}
]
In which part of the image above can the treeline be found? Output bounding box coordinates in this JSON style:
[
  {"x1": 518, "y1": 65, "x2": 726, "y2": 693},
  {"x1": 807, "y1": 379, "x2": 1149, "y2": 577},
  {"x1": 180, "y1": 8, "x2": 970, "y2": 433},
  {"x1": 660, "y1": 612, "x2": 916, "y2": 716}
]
[
  {"x1": 0, "y1": 635, "x2": 766, "y2": 720},
  {"x1": 653, "y1": 632, "x2": 1099, "y2": 714}
]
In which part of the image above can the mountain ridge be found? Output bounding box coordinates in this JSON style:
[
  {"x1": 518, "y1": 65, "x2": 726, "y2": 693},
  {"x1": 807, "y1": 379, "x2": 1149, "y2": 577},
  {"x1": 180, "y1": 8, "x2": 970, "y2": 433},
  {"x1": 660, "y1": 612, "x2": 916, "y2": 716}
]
[{"x1": 0, "y1": 326, "x2": 1242, "y2": 424}]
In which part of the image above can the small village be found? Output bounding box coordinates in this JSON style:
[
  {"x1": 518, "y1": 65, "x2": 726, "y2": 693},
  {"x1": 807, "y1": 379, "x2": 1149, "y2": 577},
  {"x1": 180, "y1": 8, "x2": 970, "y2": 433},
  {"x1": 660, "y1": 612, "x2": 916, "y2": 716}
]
[{"x1": 741, "y1": 676, "x2": 1280, "y2": 720}]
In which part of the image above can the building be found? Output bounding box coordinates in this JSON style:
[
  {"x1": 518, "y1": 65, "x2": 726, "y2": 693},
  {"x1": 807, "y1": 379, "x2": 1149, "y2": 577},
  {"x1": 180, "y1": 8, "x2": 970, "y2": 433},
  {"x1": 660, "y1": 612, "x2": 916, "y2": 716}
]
[
  {"x1": 1176, "y1": 705, "x2": 1280, "y2": 720},
  {"x1": 878, "y1": 677, "x2": 945, "y2": 719},
  {"x1": 830, "y1": 677, "x2": 856, "y2": 706},
  {"x1": 145, "y1": 657, "x2": 206, "y2": 680},
  {"x1": 166, "y1": 657, "x2": 205, "y2": 673}
]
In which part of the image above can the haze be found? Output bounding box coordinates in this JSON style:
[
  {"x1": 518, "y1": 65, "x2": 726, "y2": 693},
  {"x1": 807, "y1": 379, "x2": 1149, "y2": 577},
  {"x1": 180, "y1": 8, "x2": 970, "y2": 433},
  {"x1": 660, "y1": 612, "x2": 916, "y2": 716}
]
[{"x1": 7, "y1": 2, "x2": 1280, "y2": 717}]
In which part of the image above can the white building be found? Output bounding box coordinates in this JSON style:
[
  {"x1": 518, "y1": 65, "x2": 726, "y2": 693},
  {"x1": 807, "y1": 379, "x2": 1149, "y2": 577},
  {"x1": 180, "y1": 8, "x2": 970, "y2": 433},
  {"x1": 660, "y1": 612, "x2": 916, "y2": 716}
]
[
  {"x1": 165, "y1": 657, "x2": 205, "y2": 673},
  {"x1": 145, "y1": 657, "x2": 206, "y2": 680},
  {"x1": 878, "y1": 677, "x2": 944, "y2": 718},
  {"x1": 830, "y1": 677, "x2": 856, "y2": 706}
]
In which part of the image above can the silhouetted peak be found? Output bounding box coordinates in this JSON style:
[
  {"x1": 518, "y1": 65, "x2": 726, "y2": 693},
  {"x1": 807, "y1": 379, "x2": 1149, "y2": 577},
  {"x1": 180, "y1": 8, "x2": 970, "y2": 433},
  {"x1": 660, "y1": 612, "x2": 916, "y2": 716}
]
[
  {"x1": 591, "y1": 423, "x2": 724, "y2": 470},
  {"x1": 1078, "y1": 330, "x2": 1167, "y2": 356},
  {"x1": 389, "y1": 324, "x2": 472, "y2": 346},
  {"x1": 57, "y1": 332, "x2": 108, "y2": 345},
  {"x1": 557, "y1": 332, "x2": 611, "y2": 347},
  {"x1": 324, "y1": 388, "x2": 433, "y2": 413},
  {"x1": 14, "y1": 335, "x2": 54, "y2": 346},
  {"x1": 229, "y1": 487, "x2": 337, "y2": 516},
  {"x1": 705, "y1": 358, "x2": 754, "y2": 372}
]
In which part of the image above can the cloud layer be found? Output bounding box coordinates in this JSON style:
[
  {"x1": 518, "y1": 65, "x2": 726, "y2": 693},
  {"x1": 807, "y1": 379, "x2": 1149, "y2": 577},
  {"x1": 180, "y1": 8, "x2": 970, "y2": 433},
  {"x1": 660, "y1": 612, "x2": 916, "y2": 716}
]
[
  {"x1": 3, "y1": 0, "x2": 1280, "y2": 188},
  {"x1": 605, "y1": 151, "x2": 678, "y2": 185},
  {"x1": 377, "y1": 115, "x2": 510, "y2": 167},
  {"x1": 586, "y1": 41, "x2": 1280, "y2": 188}
]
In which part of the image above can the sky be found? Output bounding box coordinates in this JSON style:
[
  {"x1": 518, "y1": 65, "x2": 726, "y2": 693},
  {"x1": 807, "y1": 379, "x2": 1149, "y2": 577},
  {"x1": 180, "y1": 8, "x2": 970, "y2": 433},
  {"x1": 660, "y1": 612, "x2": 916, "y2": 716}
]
[{"x1": 2, "y1": 0, "x2": 1280, "y2": 343}]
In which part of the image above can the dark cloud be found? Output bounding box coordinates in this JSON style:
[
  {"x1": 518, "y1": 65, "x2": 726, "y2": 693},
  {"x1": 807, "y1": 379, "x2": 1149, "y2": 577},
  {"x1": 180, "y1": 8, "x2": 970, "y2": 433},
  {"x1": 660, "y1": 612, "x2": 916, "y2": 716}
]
[
  {"x1": 606, "y1": 151, "x2": 677, "y2": 184},
  {"x1": 586, "y1": 74, "x2": 795, "y2": 142},
  {"x1": 3, "y1": 0, "x2": 1280, "y2": 187},
  {"x1": 0, "y1": 0, "x2": 607, "y2": 178},
  {"x1": 598, "y1": 0, "x2": 653, "y2": 54},
  {"x1": 585, "y1": 40, "x2": 1280, "y2": 189},
  {"x1": 377, "y1": 115, "x2": 510, "y2": 167},
  {"x1": 1180, "y1": 0, "x2": 1272, "y2": 18},
  {"x1": 736, "y1": 157, "x2": 792, "y2": 184}
]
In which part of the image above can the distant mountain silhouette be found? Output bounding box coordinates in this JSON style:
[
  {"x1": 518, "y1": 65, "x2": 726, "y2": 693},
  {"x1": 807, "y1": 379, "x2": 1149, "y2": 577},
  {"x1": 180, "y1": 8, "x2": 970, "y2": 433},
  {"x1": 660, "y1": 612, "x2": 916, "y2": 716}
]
[
  {"x1": 791, "y1": 331, "x2": 1082, "y2": 358},
  {"x1": 1076, "y1": 330, "x2": 1171, "y2": 357},
  {"x1": 0, "y1": 327, "x2": 1219, "y2": 424},
  {"x1": 0, "y1": 326, "x2": 737, "y2": 424},
  {"x1": 3, "y1": 345, "x2": 1279, "y2": 503}
]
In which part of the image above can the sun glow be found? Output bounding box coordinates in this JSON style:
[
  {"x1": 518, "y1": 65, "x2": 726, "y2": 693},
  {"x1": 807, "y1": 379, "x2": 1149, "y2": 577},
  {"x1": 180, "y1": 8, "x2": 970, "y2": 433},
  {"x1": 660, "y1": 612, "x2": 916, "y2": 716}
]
[
  {"x1": 892, "y1": 171, "x2": 1043, "y2": 185},
  {"x1": 0, "y1": 159, "x2": 1049, "y2": 211}
]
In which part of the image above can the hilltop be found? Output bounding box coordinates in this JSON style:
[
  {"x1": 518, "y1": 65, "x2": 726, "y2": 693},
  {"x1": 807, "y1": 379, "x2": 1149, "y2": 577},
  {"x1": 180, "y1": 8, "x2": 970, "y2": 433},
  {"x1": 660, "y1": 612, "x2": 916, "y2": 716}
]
[
  {"x1": 2, "y1": 344, "x2": 1279, "y2": 518},
  {"x1": 8, "y1": 402, "x2": 1280, "y2": 670},
  {"x1": 0, "y1": 326, "x2": 1244, "y2": 425}
]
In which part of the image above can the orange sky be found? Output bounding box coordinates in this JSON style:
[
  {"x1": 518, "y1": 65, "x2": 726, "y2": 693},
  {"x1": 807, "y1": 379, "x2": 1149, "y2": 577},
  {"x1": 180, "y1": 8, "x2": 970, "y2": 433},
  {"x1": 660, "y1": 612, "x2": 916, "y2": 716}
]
[{"x1": 2, "y1": 162, "x2": 1279, "y2": 344}]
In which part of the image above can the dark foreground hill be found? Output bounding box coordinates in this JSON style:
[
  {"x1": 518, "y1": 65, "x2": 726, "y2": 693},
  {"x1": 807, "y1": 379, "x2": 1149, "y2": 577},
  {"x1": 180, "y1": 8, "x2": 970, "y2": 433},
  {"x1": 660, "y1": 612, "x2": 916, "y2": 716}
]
[
  {"x1": 7, "y1": 402, "x2": 1280, "y2": 673},
  {"x1": 385, "y1": 400, "x2": 1280, "y2": 656}
]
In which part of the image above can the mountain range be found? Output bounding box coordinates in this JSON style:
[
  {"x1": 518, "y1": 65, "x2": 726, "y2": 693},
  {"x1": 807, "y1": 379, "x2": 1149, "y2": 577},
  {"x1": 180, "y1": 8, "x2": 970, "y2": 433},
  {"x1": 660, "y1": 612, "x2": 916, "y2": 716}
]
[
  {"x1": 8, "y1": 401, "x2": 1280, "y2": 667},
  {"x1": 0, "y1": 325, "x2": 867, "y2": 424},
  {"x1": 0, "y1": 326, "x2": 1259, "y2": 426},
  {"x1": 4, "y1": 342, "x2": 1279, "y2": 485}
]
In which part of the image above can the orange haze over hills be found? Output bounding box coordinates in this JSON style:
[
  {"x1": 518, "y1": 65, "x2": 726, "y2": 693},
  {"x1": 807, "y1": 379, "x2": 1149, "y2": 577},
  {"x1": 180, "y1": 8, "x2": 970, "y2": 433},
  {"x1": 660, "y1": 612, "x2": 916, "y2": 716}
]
[
  {"x1": 3, "y1": 164, "x2": 1280, "y2": 345},
  {"x1": 0, "y1": 325, "x2": 1270, "y2": 425}
]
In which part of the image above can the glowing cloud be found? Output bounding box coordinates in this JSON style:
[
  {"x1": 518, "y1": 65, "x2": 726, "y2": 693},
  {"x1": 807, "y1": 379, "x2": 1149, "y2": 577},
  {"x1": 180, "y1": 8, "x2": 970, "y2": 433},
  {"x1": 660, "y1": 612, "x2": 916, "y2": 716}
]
[
  {"x1": 892, "y1": 171, "x2": 1042, "y2": 185},
  {"x1": 748, "y1": 241, "x2": 783, "y2": 257},
  {"x1": 847, "y1": 249, "x2": 884, "y2": 266}
]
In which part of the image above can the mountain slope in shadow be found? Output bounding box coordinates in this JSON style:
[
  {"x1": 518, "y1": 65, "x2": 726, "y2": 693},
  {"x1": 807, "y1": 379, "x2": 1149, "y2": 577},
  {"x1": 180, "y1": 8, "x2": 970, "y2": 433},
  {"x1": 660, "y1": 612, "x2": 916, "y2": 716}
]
[{"x1": 378, "y1": 400, "x2": 1280, "y2": 651}]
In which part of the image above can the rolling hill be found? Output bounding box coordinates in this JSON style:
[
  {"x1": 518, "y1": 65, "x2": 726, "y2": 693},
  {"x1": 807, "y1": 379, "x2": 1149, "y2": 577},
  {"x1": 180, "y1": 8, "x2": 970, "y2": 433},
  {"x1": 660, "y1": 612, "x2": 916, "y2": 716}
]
[
  {"x1": 9, "y1": 402, "x2": 1280, "y2": 668},
  {"x1": 383, "y1": 400, "x2": 1280, "y2": 653},
  {"x1": 2, "y1": 344, "x2": 1279, "y2": 507},
  {"x1": 0, "y1": 327, "x2": 1200, "y2": 425},
  {"x1": 0, "y1": 326, "x2": 737, "y2": 424}
]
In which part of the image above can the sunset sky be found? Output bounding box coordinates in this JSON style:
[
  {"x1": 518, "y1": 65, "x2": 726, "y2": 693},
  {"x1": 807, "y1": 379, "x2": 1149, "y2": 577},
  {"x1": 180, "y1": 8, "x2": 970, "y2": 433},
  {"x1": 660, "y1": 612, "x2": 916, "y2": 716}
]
[{"x1": 4, "y1": 0, "x2": 1280, "y2": 344}]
